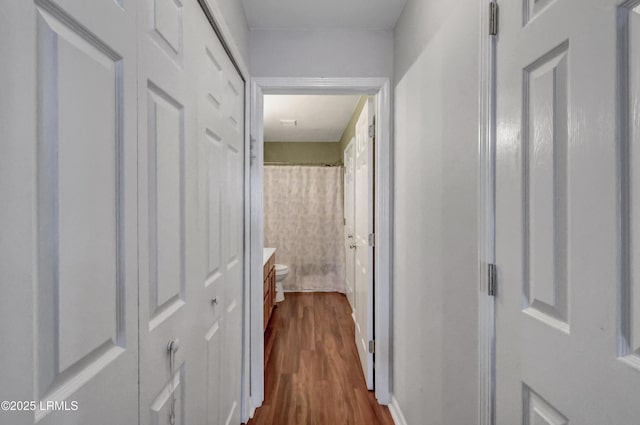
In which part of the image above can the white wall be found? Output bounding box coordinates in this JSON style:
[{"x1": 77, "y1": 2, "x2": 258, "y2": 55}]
[
  {"x1": 392, "y1": 0, "x2": 480, "y2": 423},
  {"x1": 249, "y1": 29, "x2": 393, "y2": 78},
  {"x1": 203, "y1": 0, "x2": 250, "y2": 72}
]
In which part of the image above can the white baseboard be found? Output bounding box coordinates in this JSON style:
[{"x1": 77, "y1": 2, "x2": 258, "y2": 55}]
[
  {"x1": 283, "y1": 289, "x2": 346, "y2": 293},
  {"x1": 388, "y1": 395, "x2": 408, "y2": 425},
  {"x1": 248, "y1": 397, "x2": 259, "y2": 420}
]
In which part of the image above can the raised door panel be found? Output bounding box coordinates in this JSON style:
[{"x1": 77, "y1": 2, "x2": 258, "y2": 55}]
[
  {"x1": 221, "y1": 302, "x2": 243, "y2": 425},
  {"x1": 522, "y1": 386, "x2": 568, "y2": 425},
  {"x1": 147, "y1": 83, "x2": 186, "y2": 330},
  {"x1": 205, "y1": 320, "x2": 222, "y2": 425},
  {"x1": 0, "y1": 0, "x2": 138, "y2": 424},
  {"x1": 522, "y1": 43, "x2": 569, "y2": 333},
  {"x1": 150, "y1": 0, "x2": 184, "y2": 65}
]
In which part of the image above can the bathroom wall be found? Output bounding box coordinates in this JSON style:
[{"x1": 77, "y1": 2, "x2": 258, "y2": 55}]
[{"x1": 264, "y1": 142, "x2": 342, "y2": 165}]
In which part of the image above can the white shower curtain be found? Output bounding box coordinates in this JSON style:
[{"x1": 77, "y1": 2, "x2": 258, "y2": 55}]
[{"x1": 264, "y1": 165, "x2": 346, "y2": 292}]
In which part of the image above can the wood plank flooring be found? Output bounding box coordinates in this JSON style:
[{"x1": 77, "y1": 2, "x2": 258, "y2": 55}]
[{"x1": 247, "y1": 292, "x2": 395, "y2": 425}]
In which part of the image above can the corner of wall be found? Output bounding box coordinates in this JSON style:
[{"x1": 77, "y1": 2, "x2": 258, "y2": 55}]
[
  {"x1": 201, "y1": 0, "x2": 250, "y2": 76},
  {"x1": 389, "y1": 395, "x2": 409, "y2": 425}
]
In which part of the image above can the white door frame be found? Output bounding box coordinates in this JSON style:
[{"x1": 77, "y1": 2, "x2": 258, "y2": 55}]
[
  {"x1": 478, "y1": 0, "x2": 497, "y2": 424},
  {"x1": 247, "y1": 77, "x2": 393, "y2": 413}
]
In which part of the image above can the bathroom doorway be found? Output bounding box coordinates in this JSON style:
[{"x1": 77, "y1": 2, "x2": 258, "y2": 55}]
[{"x1": 246, "y1": 78, "x2": 392, "y2": 416}]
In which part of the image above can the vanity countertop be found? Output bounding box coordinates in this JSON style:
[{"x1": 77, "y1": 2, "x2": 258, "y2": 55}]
[{"x1": 263, "y1": 247, "x2": 276, "y2": 266}]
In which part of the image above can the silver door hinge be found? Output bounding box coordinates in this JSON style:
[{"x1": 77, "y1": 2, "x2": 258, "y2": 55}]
[
  {"x1": 368, "y1": 340, "x2": 375, "y2": 354},
  {"x1": 489, "y1": 1, "x2": 499, "y2": 36},
  {"x1": 488, "y1": 263, "x2": 497, "y2": 296},
  {"x1": 368, "y1": 124, "x2": 374, "y2": 138},
  {"x1": 249, "y1": 136, "x2": 257, "y2": 166},
  {"x1": 368, "y1": 233, "x2": 375, "y2": 247}
]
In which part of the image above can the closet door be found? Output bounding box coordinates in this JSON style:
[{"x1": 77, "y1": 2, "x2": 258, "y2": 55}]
[
  {"x1": 137, "y1": 0, "x2": 206, "y2": 423},
  {"x1": 195, "y1": 5, "x2": 245, "y2": 424},
  {"x1": 0, "y1": 0, "x2": 138, "y2": 424},
  {"x1": 137, "y1": 0, "x2": 245, "y2": 424}
]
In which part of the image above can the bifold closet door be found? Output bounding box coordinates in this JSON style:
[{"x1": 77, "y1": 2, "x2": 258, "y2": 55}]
[
  {"x1": 137, "y1": 0, "x2": 245, "y2": 424},
  {"x1": 137, "y1": 0, "x2": 206, "y2": 423},
  {"x1": 0, "y1": 1, "x2": 139, "y2": 424},
  {"x1": 195, "y1": 4, "x2": 246, "y2": 424}
]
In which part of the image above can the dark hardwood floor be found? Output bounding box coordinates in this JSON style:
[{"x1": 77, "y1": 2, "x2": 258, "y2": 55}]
[{"x1": 247, "y1": 292, "x2": 395, "y2": 425}]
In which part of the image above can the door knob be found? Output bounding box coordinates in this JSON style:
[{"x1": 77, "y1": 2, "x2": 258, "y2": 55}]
[
  {"x1": 211, "y1": 297, "x2": 218, "y2": 306},
  {"x1": 349, "y1": 242, "x2": 356, "y2": 249},
  {"x1": 347, "y1": 234, "x2": 354, "y2": 239}
]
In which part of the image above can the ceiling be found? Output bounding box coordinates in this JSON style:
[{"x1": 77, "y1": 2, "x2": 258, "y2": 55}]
[
  {"x1": 241, "y1": 0, "x2": 407, "y2": 30},
  {"x1": 263, "y1": 95, "x2": 361, "y2": 142}
]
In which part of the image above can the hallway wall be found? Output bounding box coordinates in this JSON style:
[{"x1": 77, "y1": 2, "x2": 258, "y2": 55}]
[
  {"x1": 392, "y1": 0, "x2": 480, "y2": 423},
  {"x1": 249, "y1": 29, "x2": 393, "y2": 78},
  {"x1": 203, "y1": 0, "x2": 250, "y2": 70}
]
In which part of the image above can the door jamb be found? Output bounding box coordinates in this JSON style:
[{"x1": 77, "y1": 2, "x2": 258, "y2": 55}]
[
  {"x1": 478, "y1": 0, "x2": 497, "y2": 424},
  {"x1": 247, "y1": 77, "x2": 393, "y2": 414}
]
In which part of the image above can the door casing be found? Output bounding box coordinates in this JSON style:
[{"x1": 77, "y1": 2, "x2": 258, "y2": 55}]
[
  {"x1": 478, "y1": 0, "x2": 497, "y2": 424},
  {"x1": 248, "y1": 77, "x2": 393, "y2": 413}
]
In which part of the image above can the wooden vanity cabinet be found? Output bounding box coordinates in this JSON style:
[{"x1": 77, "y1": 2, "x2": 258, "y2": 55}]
[{"x1": 263, "y1": 253, "x2": 276, "y2": 331}]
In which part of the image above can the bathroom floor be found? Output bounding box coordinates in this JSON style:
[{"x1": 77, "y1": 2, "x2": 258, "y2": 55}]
[{"x1": 247, "y1": 293, "x2": 395, "y2": 425}]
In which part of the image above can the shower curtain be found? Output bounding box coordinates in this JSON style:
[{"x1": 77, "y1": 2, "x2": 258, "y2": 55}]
[{"x1": 264, "y1": 165, "x2": 346, "y2": 292}]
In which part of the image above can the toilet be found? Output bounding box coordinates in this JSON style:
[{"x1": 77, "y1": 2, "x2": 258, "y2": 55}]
[{"x1": 274, "y1": 264, "x2": 289, "y2": 302}]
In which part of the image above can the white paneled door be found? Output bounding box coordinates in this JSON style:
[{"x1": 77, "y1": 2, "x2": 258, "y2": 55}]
[
  {"x1": 138, "y1": 1, "x2": 245, "y2": 425},
  {"x1": 1, "y1": 0, "x2": 244, "y2": 424},
  {"x1": 137, "y1": 0, "x2": 202, "y2": 423},
  {"x1": 0, "y1": 0, "x2": 139, "y2": 424},
  {"x1": 344, "y1": 138, "x2": 356, "y2": 310},
  {"x1": 495, "y1": 0, "x2": 640, "y2": 423},
  {"x1": 196, "y1": 5, "x2": 245, "y2": 425},
  {"x1": 354, "y1": 99, "x2": 375, "y2": 389}
]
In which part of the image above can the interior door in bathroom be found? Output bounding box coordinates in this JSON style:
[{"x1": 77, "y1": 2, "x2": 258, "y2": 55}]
[
  {"x1": 344, "y1": 138, "x2": 356, "y2": 311},
  {"x1": 354, "y1": 98, "x2": 375, "y2": 389}
]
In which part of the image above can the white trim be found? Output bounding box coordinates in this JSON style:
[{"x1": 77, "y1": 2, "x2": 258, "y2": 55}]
[
  {"x1": 241, "y1": 69, "x2": 252, "y2": 424},
  {"x1": 388, "y1": 396, "x2": 408, "y2": 425},
  {"x1": 249, "y1": 80, "x2": 266, "y2": 412},
  {"x1": 477, "y1": 0, "x2": 497, "y2": 424},
  {"x1": 283, "y1": 289, "x2": 347, "y2": 293},
  {"x1": 248, "y1": 77, "x2": 393, "y2": 409}
]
